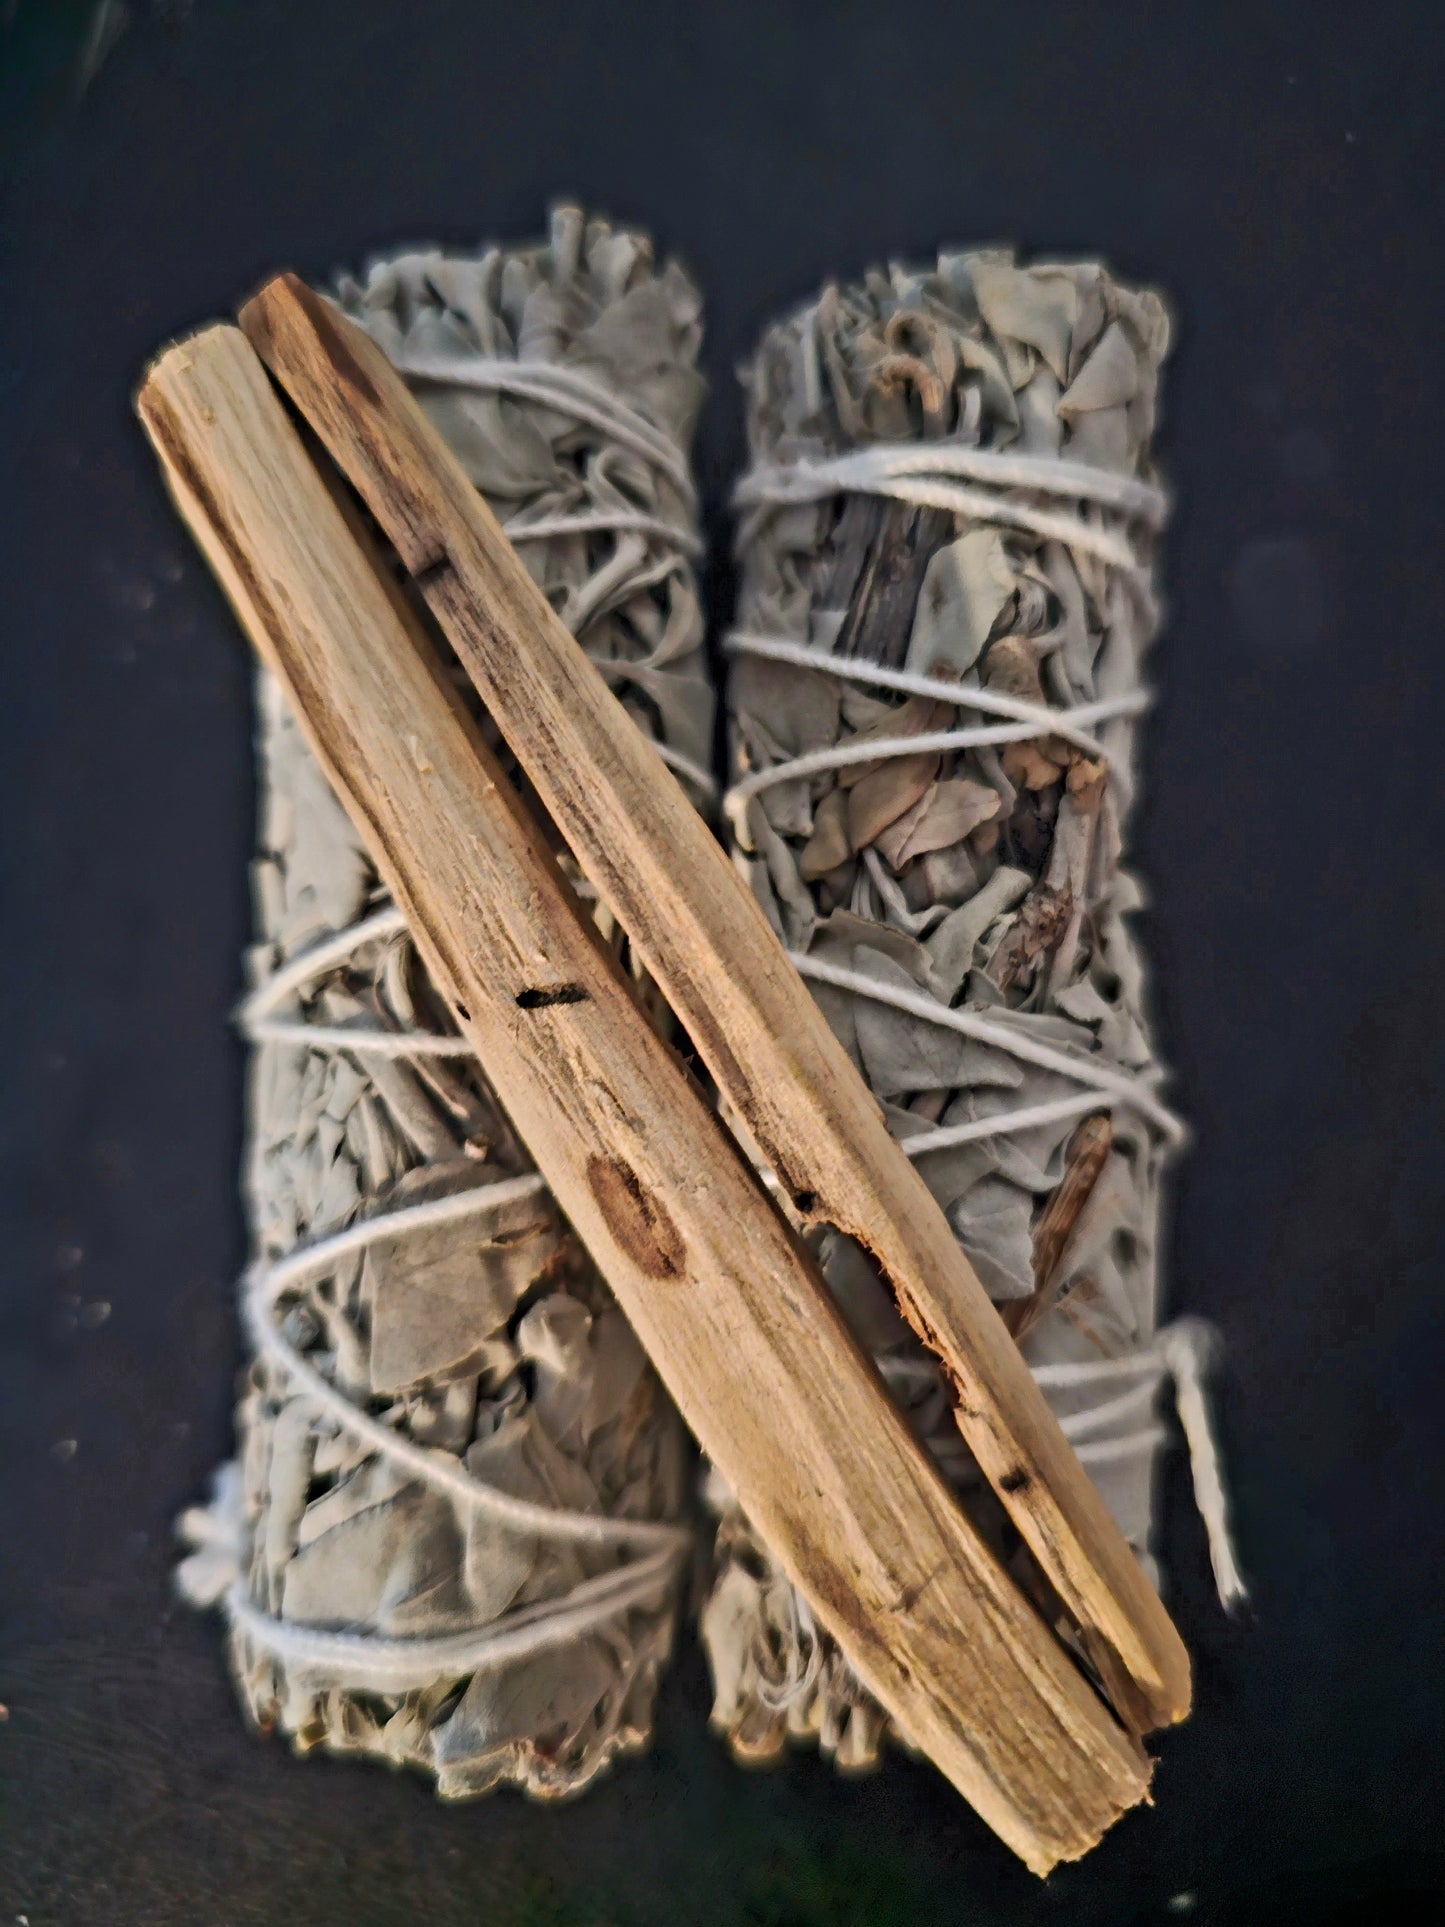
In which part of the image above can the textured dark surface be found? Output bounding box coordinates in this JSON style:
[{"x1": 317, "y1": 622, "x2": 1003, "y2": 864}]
[{"x1": 2, "y1": 3, "x2": 1443, "y2": 1922}]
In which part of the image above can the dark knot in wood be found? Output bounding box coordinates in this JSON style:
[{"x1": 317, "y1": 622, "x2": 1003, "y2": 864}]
[{"x1": 586, "y1": 1155, "x2": 686, "y2": 1279}]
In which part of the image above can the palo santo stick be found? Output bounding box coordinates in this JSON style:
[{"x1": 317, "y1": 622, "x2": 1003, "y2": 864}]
[
  {"x1": 137, "y1": 323, "x2": 1152, "y2": 1874},
  {"x1": 239, "y1": 273, "x2": 1191, "y2": 1737}
]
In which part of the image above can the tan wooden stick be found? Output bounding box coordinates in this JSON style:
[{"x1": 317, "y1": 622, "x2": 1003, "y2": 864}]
[
  {"x1": 239, "y1": 272, "x2": 1191, "y2": 1737},
  {"x1": 137, "y1": 322, "x2": 1154, "y2": 1873}
]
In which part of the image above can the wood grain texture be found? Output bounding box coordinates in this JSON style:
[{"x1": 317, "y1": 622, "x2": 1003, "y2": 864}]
[
  {"x1": 137, "y1": 323, "x2": 1153, "y2": 1873},
  {"x1": 1006, "y1": 1115, "x2": 1115, "y2": 1345},
  {"x1": 238, "y1": 272, "x2": 1191, "y2": 1738}
]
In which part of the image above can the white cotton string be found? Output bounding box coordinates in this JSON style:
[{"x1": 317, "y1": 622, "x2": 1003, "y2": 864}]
[
  {"x1": 1056, "y1": 1373, "x2": 1161, "y2": 1442},
  {"x1": 504, "y1": 508, "x2": 705, "y2": 557},
  {"x1": 1030, "y1": 1350, "x2": 1165, "y2": 1389},
  {"x1": 788, "y1": 951, "x2": 1184, "y2": 1146},
  {"x1": 724, "y1": 632, "x2": 1156, "y2": 774},
  {"x1": 242, "y1": 906, "x2": 411, "y2": 1022},
  {"x1": 1074, "y1": 1428, "x2": 1169, "y2": 1469},
  {"x1": 726, "y1": 633, "x2": 1148, "y2": 760},
  {"x1": 897, "y1": 1090, "x2": 1111, "y2": 1159},
  {"x1": 242, "y1": 1019, "x2": 477, "y2": 1059},
  {"x1": 734, "y1": 440, "x2": 1168, "y2": 525},
  {"x1": 389, "y1": 353, "x2": 695, "y2": 503},
  {"x1": 734, "y1": 442, "x2": 1164, "y2": 573},
  {"x1": 837, "y1": 475, "x2": 1138, "y2": 572},
  {"x1": 725, "y1": 702, "x2": 1145, "y2": 837},
  {"x1": 260, "y1": 1174, "x2": 548, "y2": 1292},
  {"x1": 1158, "y1": 1321, "x2": 1250, "y2": 1608},
  {"x1": 223, "y1": 1546, "x2": 680, "y2": 1691},
  {"x1": 239, "y1": 904, "x2": 476, "y2": 1058}
]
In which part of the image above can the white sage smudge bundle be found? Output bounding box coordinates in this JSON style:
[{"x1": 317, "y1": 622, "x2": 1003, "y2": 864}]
[
  {"x1": 177, "y1": 209, "x2": 714, "y2": 1799},
  {"x1": 702, "y1": 250, "x2": 1245, "y2": 1770}
]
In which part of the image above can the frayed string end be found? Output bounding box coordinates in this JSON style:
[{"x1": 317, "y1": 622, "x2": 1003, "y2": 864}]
[{"x1": 1157, "y1": 1318, "x2": 1249, "y2": 1610}]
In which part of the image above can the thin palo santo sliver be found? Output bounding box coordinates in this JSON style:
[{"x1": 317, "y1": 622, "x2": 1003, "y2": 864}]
[
  {"x1": 239, "y1": 272, "x2": 1191, "y2": 1737},
  {"x1": 137, "y1": 323, "x2": 1153, "y2": 1874},
  {"x1": 1005, "y1": 1115, "x2": 1115, "y2": 1345}
]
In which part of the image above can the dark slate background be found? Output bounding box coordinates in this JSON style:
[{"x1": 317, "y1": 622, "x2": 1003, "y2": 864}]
[{"x1": 2, "y1": 3, "x2": 1442, "y2": 1922}]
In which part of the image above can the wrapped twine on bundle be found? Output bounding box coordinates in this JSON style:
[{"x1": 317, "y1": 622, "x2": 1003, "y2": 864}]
[
  {"x1": 177, "y1": 209, "x2": 714, "y2": 1799},
  {"x1": 702, "y1": 249, "x2": 1245, "y2": 1769}
]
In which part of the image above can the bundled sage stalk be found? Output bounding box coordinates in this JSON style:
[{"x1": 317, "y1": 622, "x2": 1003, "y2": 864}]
[
  {"x1": 177, "y1": 209, "x2": 714, "y2": 1799},
  {"x1": 702, "y1": 249, "x2": 1243, "y2": 1769}
]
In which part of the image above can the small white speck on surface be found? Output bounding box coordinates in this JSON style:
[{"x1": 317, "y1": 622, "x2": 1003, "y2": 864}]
[
  {"x1": 80, "y1": 1300, "x2": 112, "y2": 1328},
  {"x1": 52, "y1": 1438, "x2": 78, "y2": 1464},
  {"x1": 1167, "y1": 1894, "x2": 1198, "y2": 1914}
]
